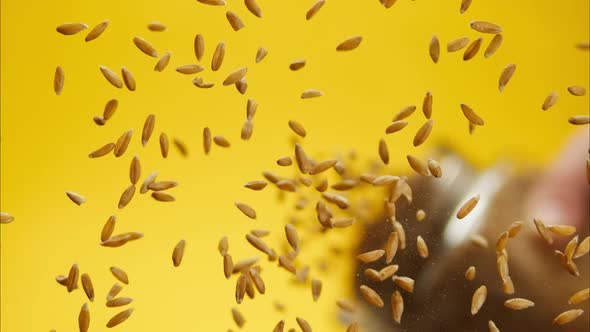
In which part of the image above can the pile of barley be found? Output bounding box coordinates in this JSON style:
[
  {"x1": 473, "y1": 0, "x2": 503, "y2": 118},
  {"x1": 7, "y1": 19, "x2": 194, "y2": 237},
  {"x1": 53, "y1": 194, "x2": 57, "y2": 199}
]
[{"x1": 2, "y1": 0, "x2": 589, "y2": 331}]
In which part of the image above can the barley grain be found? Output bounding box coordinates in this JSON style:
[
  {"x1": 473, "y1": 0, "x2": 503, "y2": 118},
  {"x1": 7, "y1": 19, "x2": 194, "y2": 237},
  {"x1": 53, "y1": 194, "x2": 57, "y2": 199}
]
[
  {"x1": 113, "y1": 129, "x2": 132, "y2": 157},
  {"x1": 391, "y1": 290, "x2": 404, "y2": 323},
  {"x1": 223, "y1": 67, "x2": 248, "y2": 86},
  {"x1": 426, "y1": 159, "x2": 442, "y2": 178},
  {"x1": 106, "y1": 283, "x2": 123, "y2": 300},
  {"x1": 0, "y1": 212, "x2": 15, "y2": 224},
  {"x1": 360, "y1": 285, "x2": 384, "y2": 307},
  {"x1": 331, "y1": 179, "x2": 358, "y2": 190},
  {"x1": 127, "y1": 156, "x2": 141, "y2": 185},
  {"x1": 533, "y1": 218, "x2": 553, "y2": 244},
  {"x1": 568, "y1": 288, "x2": 589, "y2": 305},
  {"x1": 99, "y1": 65, "x2": 123, "y2": 88},
  {"x1": 106, "y1": 297, "x2": 133, "y2": 307},
  {"x1": 157, "y1": 133, "x2": 169, "y2": 158},
  {"x1": 100, "y1": 215, "x2": 116, "y2": 242},
  {"x1": 140, "y1": 171, "x2": 158, "y2": 194},
  {"x1": 226, "y1": 11, "x2": 245, "y2": 31},
  {"x1": 154, "y1": 51, "x2": 172, "y2": 71},
  {"x1": 393, "y1": 276, "x2": 415, "y2": 293},
  {"x1": 244, "y1": 0, "x2": 263, "y2": 17},
  {"x1": 231, "y1": 307, "x2": 246, "y2": 327},
  {"x1": 310, "y1": 160, "x2": 337, "y2": 175},
  {"x1": 553, "y1": 309, "x2": 584, "y2": 325},
  {"x1": 495, "y1": 231, "x2": 509, "y2": 252},
  {"x1": 504, "y1": 298, "x2": 534, "y2": 310},
  {"x1": 133, "y1": 36, "x2": 158, "y2": 57},
  {"x1": 568, "y1": 115, "x2": 590, "y2": 125},
  {"x1": 407, "y1": 155, "x2": 431, "y2": 176},
  {"x1": 246, "y1": 233, "x2": 272, "y2": 255},
  {"x1": 378, "y1": 265, "x2": 399, "y2": 281},
  {"x1": 67, "y1": 263, "x2": 80, "y2": 292},
  {"x1": 372, "y1": 175, "x2": 400, "y2": 186},
  {"x1": 465, "y1": 266, "x2": 476, "y2": 281},
  {"x1": 193, "y1": 33, "x2": 205, "y2": 62},
  {"x1": 422, "y1": 91, "x2": 433, "y2": 119},
  {"x1": 548, "y1": 225, "x2": 576, "y2": 236},
  {"x1": 463, "y1": 38, "x2": 482, "y2": 60},
  {"x1": 574, "y1": 236, "x2": 589, "y2": 258},
  {"x1": 460, "y1": 0, "x2": 472, "y2": 13},
  {"x1": 484, "y1": 34, "x2": 503, "y2": 58},
  {"x1": 306, "y1": 0, "x2": 325, "y2": 20},
  {"x1": 235, "y1": 202, "x2": 256, "y2": 219},
  {"x1": 296, "y1": 317, "x2": 312, "y2": 332},
  {"x1": 53, "y1": 66, "x2": 64, "y2": 95},
  {"x1": 147, "y1": 21, "x2": 166, "y2": 31},
  {"x1": 417, "y1": 235, "x2": 429, "y2": 258},
  {"x1": 498, "y1": 64, "x2": 516, "y2": 92},
  {"x1": 152, "y1": 191, "x2": 175, "y2": 202},
  {"x1": 255, "y1": 46, "x2": 268, "y2": 63},
  {"x1": 93, "y1": 116, "x2": 106, "y2": 126},
  {"x1": 273, "y1": 320, "x2": 285, "y2": 332},
  {"x1": 121, "y1": 67, "x2": 136, "y2": 91},
  {"x1": 79, "y1": 303, "x2": 90, "y2": 332},
  {"x1": 172, "y1": 239, "x2": 186, "y2": 267},
  {"x1": 565, "y1": 236, "x2": 579, "y2": 261},
  {"x1": 413, "y1": 119, "x2": 434, "y2": 147},
  {"x1": 284, "y1": 224, "x2": 300, "y2": 252},
  {"x1": 322, "y1": 192, "x2": 349, "y2": 209},
  {"x1": 331, "y1": 217, "x2": 355, "y2": 228},
  {"x1": 567, "y1": 85, "x2": 586, "y2": 96},
  {"x1": 337, "y1": 36, "x2": 362, "y2": 51},
  {"x1": 471, "y1": 285, "x2": 487, "y2": 315},
  {"x1": 66, "y1": 192, "x2": 86, "y2": 206},
  {"x1": 222, "y1": 254, "x2": 234, "y2": 279},
  {"x1": 235, "y1": 274, "x2": 247, "y2": 303},
  {"x1": 429, "y1": 35, "x2": 440, "y2": 63},
  {"x1": 311, "y1": 278, "x2": 322, "y2": 301},
  {"x1": 457, "y1": 195, "x2": 480, "y2": 219},
  {"x1": 470, "y1": 20, "x2": 503, "y2": 34},
  {"x1": 106, "y1": 308, "x2": 134, "y2": 328},
  {"x1": 384, "y1": 232, "x2": 399, "y2": 263},
  {"x1": 507, "y1": 221, "x2": 523, "y2": 238},
  {"x1": 378, "y1": 138, "x2": 389, "y2": 164},
  {"x1": 447, "y1": 37, "x2": 469, "y2": 52},
  {"x1": 488, "y1": 320, "x2": 500, "y2": 332},
  {"x1": 118, "y1": 185, "x2": 136, "y2": 209},
  {"x1": 357, "y1": 249, "x2": 385, "y2": 263},
  {"x1": 56, "y1": 22, "x2": 88, "y2": 35},
  {"x1": 110, "y1": 267, "x2": 129, "y2": 284},
  {"x1": 393, "y1": 221, "x2": 406, "y2": 249},
  {"x1": 542, "y1": 92, "x2": 558, "y2": 110},
  {"x1": 301, "y1": 89, "x2": 323, "y2": 98},
  {"x1": 393, "y1": 105, "x2": 416, "y2": 121},
  {"x1": 56, "y1": 275, "x2": 69, "y2": 286},
  {"x1": 278, "y1": 255, "x2": 296, "y2": 274},
  {"x1": 88, "y1": 143, "x2": 114, "y2": 158},
  {"x1": 460, "y1": 103, "x2": 484, "y2": 125}
]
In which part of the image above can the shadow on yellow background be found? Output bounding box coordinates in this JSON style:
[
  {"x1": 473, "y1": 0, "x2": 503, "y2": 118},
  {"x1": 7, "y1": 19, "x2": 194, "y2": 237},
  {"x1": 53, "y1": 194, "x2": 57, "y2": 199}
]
[{"x1": 1, "y1": 0, "x2": 588, "y2": 330}]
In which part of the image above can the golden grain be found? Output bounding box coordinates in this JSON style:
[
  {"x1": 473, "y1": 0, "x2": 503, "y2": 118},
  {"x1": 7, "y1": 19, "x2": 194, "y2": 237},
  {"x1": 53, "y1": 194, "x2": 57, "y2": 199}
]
[
  {"x1": 171, "y1": 239, "x2": 186, "y2": 267},
  {"x1": 498, "y1": 64, "x2": 516, "y2": 92},
  {"x1": 67, "y1": 263, "x2": 80, "y2": 292},
  {"x1": 100, "y1": 215, "x2": 116, "y2": 242},
  {"x1": 378, "y1": 138, "x2": 389, "y2": 164},
  {"x1": 407, "y1": 155, "x2": 431, "y2": 176},
  {"x1": 88, "y1": 143, "x2": 114, "y2": 158},
  {"x1": 306, "y1": 0, "x2": 326, "y2": 20},
  {"x1": 273, "y1": 320, "x2": 286, "y2": 332},
  {"x1": 154, "y1": 51, "x2": 172, "y2": 71},
  {"x1": 417, "y1": 235, "x2": 429, "y2": 258},
  {"x1": 347, "y1": 322, "x2": 359, "y2": 332},
  {"x1": 245, "y1": 0, "x2": 263, "y2": 17},
  {"x1": 471, "y1": 285, "x2": 487, "y2": 315},
  {"x1": 296, "y1": 317, "x2": 312, "y2": 332},
  {"x1": 310, "y1": 160, "x2": 337, "y2": 175},
  {"x1": 99, "y1": 65, "x2": 123, "y2": 88},
  {"x1": 221, "y1": 254, "x2": 233, "y2": 279},
  {"x1": 0, "y1": 212, "x2": 15, "y2": 224},
  {"x1": 553, "y1": 309, "x2": 584, "y2": 325},
  {"x1": 284, "y1": 224, "x2": 300, "y2": 253},
  {"x1": 548, "y1": 225, "x2": 577, "y2": 236},
  {"x1": 120, "y1": 67, "x2": 136, "y2": 91},
  {"x1": 460, "y1": 103, "x2": 484, "y2": 125},
  {"x1": 56, "y1": 22, "x2": 88, "y2": 35},
  {"x1": 484, "y1": 34, "x2": 503, "y2": 58},
  {"x1": 110, "y1": 266, "x2": 129, "y2": 284},
  {"x1": 127, "y1": 156, "x2": 141, "y2": 185},
  {"x1": 53, "y1": 66, "x2": 64, "y2": 95},
  {"x1": 568, "y1": 115, "x2": 590, "y2": 125},
  {"x1": 106, "y1": 308, "x2": 134, "y2": 328},
  {"x1": 106, "y1": 283, "x2": 123, "y2": 301},
  {"x1": 278, "y1": 255, "x2": 297, "y2": 274},
  {"x1": 456, "y1": 195, "x2": 480, "y2": 219},
  {"x1": 235, "y1": 274, "x2": 247, "y2": 303},
  {"x1": 118, "y1": 185, "x2": 136, "y2": 209},
  {"x1": 502, "y1": 275, "x2": 515, "y2": 295},
  {"x1": 569, "y1": 288, "x2": 589, "y2": 305},
  {"x1": 78, "y1": 303, "x2": 90, "y2": 332},
  {"x1": 447, "y1": 37, "x2": 469, "y2": 52},
  {"x1": 391, "y1": 290, "x2": 404, "y2": 323},
  {"x1": 151, "y1": 191, "x2": 175, "y2": 202},
  {"x1": 393, "y1": 105, "x2": 416, "y2": 121},
  {"x1": 565, "y1": 236, "x2": 579, "y2": 261},
  {"x1": 133, "y1": 36, "x2": 158, "y2": 57},
  {"x1": 465, "y1": 266, "x2": 476, "y2": 281},
  {"x1": 93, "y1": 116, "x2": 106, "y2": 126},
  {"x1": 460, "y1": 0, "x2": 472, "y2": 13},
  {"x1": 226, "y1": 11, "x2": 245, "y2": 31},
  {"x1": 384, "y1": 232, "x2": 399, "y2": 264},
  {"x1": 393, "y1": 276, "x2": 415, "y2": 293},
  {"x1": 360, "y1": 285, "x2": 384, "y2": 307},
  {"x1": 422, "y1": 91, "x2": 433, "y2": 119},
  {"x1": 533, "y1": 218, "x2": 553, "y2": 244},
  {"x1": 337, "y1": 298, "x2": 357, "y2": 312},
  {"x1": 357, "y1": 249, "x2": 385, "y2": 263},
  {"x1": 311, "y1": 278, "x2": 322, "y2": 301},
  {"x1": 470, "y1": 20, "x2": 503, "y2": 34},
  {"x1": 66, "y1": 191, "x2": 86, "y2": 206},
  {"x1": 331, "y1": 217, "x2": 355, "y2": 228},
  {"x1": 140, "y1": 171, "x2": 158, "y2": 194},
  {"x1": 236, "y1": 78, "x2": 248, "y2": 92},
  {"x1": 541, "y1": 91, "x2": 559, "y2": 111},
  {"x1": 337, "y1": 36, "x2": 362, "y2": 51},
  {"x1": 101, "y1": 99, "x2": 118, "y2": 121},
  {"x1": 322, "y1": 192, "x2": 349, "y2": 209},
  {"x1": 246, "y1": 233, "x2": 272, "y2": 255},
  {"x1": 223, "y1": 67, "x2": 248, "y2": 86},
  {"x1": 147, "y1": 21, "x2": 166, "y2": 31},
  {"x1": 429, "y1": 35, "x2": 440, "y2": 63},
  {"x1": 81, "y1": 273, "x2": 94, "y2": 302},
  {"x1": 113, "y1": 129, "x2": 132, "y2": 157},
  {"x1": 331, "y1": 179, "x2": 358, "y2": 191},
  {"x1": 256, "y1": 46, "x2": 268, "y2": 63},
  {"x1": 567, "y1": 85, "x2": 586, "y2": 96},
  {"x1": 488, "y1": 320, "x2": 500, "y2": 332},
  {"x1": 301, "y1": 89, "x2": 323, "y2": 98},
  {"x1": 463, "y1": 37, "x2": 483, "y2": 60},
  {"x1": 495, "y1": 231, "x2": 509, "y2": 253},
  {"x1": 504, "y1": 298, "x2": 535, "y2": 310},
  {"x1": 393, "y1": 221, "x2": 406, "y2": 249},
  {"x1": 413, "y1": 119, "x2": 434, "y2": 147},
  {"x1": 172, "y1": 138, "x2": 188, "y2": 157},
  {"x1": 106, "y1": 297, "x2": 133, "y2": 307},
  {"x1": 235, "y1": 202, "x2": 256, "y2": 219},
  {"x1": 575, "y1": 236, "x2": 589, "y2": 259}
]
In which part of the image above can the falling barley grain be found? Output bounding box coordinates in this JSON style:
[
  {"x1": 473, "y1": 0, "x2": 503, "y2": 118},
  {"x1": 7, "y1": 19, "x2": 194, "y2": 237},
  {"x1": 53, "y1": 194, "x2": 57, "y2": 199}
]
[
  {"x1": 106, "y1": 297, "x2": 133, "y2": 307},
  {"x1": 460, "y1": 0, "x2": 472, "y2": 13},
  {"x1": 465, "y1": 266, "x2": 476, "y2": 281},
  {"x1": 248, "y1": 267, "x2": 265, "y2": 293},
  {"x1": 255, "y1": 46, "x2": 268, "y2": 63},
  {"x1": 553, "y1": 309, "x2": 584, "y2": 325},
  {"x1": 139, "y1": 114, "x2": 156, "y2": 147},
  {"x1": 235, "y1": 78, "x2": 247, "y2": 92},
  {"x1": 391, "y1": 290, "x2": 404, "y2": 323},
  {"x1": 470, "y1": 20, "x2": 503, "y2": 34},
  {"x1": 301, "y1": 89, "x2": 323, "y2": 98},
  {"x1": 81, "y1": 273, "x2": 95, "y2": 302},
  {"x1": 133, "y1": 36, "x2": 158, "y2": 57},
  {"x1": 337, "y1": 36, "x2": 362, "y2": 51},
  {"x1": 331, "y1": 179, "x2": 358, "y2": 190},
  {"x1": 245, "y1": 0, "x2": 262, "y2": 17},
  {"x1": 407, "y1": 155, "x2": 431, "y2": 176},
  {"x1": 447, "y1": 37, "x2": 469, "y2": 52},
  {"x1": 331, "y1": 217, "x2": 355, "y2": 228},
  {"x1": 542, "y1": 91, "x2": 558, "y2": 110},
  {"x1": 357, "y1": 249, "x2": 385, "y2": 263},
  {"x1": 56, "y1": 22, "x2": 88, "y2": 35},
  {"x1": 385, "y1": 120, "x2": 408, "y2": 134},
  {"x1": 285, "y1": 224, "x2": 300, "y2": 252},
  {"x1": 306, "y1": 0, "x2": 325, "y2": 20},
  {"x1": 235, "y1": 202, "x2": 256, "y2": 219},
  {"x1": 172, "y1": 239, "x2": 186, "y2": 267},
  {"x1": 471, "y1": 285, "x2": 487, "y2": 315},
  {"x1": 498, "y1": 64, "x2": 516, "y2": 92},
  {"x1": 347, "y1": 322, "x2": 359, "y2": 332},
  {"x1": 118, "y1": 185, "x2": 136, "y2": 209},
  {"x1": 0, "y1": 212, "x2": 15, "y2": 224},
  {"x1": 533, "y1": 218, "x2": 553, "y2": 244},
  {"x1": 422, "y1": 91, "x2": 433, "y2": 119},
  {"x1": 379, "y1": 265, "x2": 399, "y2": 281},
  {"x1": 235, "y1": 274, "x2": 247, "y2": 303},
  {"x1": 173, "y1": 138, "x2": 188, "y2": 157},
  {"x1": 101, "y1": 215, "x2": 116, "y2": 241},
  {"x1": 576, "y1": 42, "x2": 590, "y2": 50},
  {"x1": 378, "y1": 138, "x2": 389, "y2": 164},
  {"x1": 360, "y1": 285, "x2": 384, "y2": 307},
  {"x1": 208, "y1": 42, "x2": 226, "y2": 72},
  {"x1": 429, "y1": 35, "x2": 440, "y2": 63},
  {"x1": 67, "y1": 263, "x2": 80, "y2": 292},
  {"x1": 322, "y1": 192, "x2": 349, "y2": 209},
  {"x1": 140, "y1": 171, "x2": 158, "y2": 194},
  {"x1": 113, "y1": 129, "x2": 133, "y2": 157},
  {"x1": 460, "y1": 103, "x2": 484, "y2": 125},
  {"x1": 495, "y1": 231, "x2": 509, "y2": 253},
  {"x1": 393, "y1": 276, "x2": 415, "y2": 293},
  {"x1": 385, "y1": 232, "x2": 399, "y2": 263},
  {"x1": 273, "y1": 320, "x2": 285, "y2": 332},
  {"x1": 101, "y1": 232, "x2": 144, "y2": 248},
  {"x1": 574, "y1": 236, "x2": 589, "y2": 258},
  {"x1": 89, "y1": 143, "x2": 114, "y2": 158},
  {"x1": 99, "y1": 65, "x2": 123, "y2": 88},
  {"x1": 54, "y1": 66, "x2": 64, "y2": 95},
  {"x1": 288, "y1": 120, "x2": 307, "y2": 137},
  {"x1": 56, "y1": 275, "x2": 68, "y2": 286},
  {"x1": 66, "y1": 192, "x2": 86, "y2": 206},
  {"x1": 278, "y1": 255, "x2": 296, "y2": 274},
  {"x1": 427, "y1": 159, "x2": 442, "y2": 178},
  {"x1": 484, "y1": 34, "x2": 503, "y2": 58},
  {"x1": 147, "y1": 21, "x2": 167, "y2": 31},
  {"x1": 312, "y1": 279, "x2": 322, "y2": 301},
  {"x1": 457, "y1": 195, "x2": 480, "y2": 219},
  {"x1": 232, "y1": 307, "x2": 246, "y2": 327},
  {"x1": 128, "y1": 156, "x2": 141, "y2": 185},
  {"x1": 372, "y1": 175, "x2": 400, "y2": 186},
  {"x1": 568, "y1": 115, "x2": 590, "y2": 125},
  {"x1": 548, "y1": 224, "x2": 576, "y2": 236},
  {"x1": 246, "y1": 233, "x2": 272, "y2": 255},
  {"x1": 212, "y1": 135, "x2": 230, "y2": 147},
  {"x1": 223, "y1": 67, "x2": 248, "y2": 86},
  {"x1": 565, "y1": 235, "x2": 579, "y2": 261},
  {"x1": 488, "y1": 320, "x2": 500, "y2": 332},
  {"x1": 106, "y1": 283, "x2": 123, "y2": 300},
  {"x1": 568, "y1": 288, "x2": 589, "y2": 305},
  {"x1": 413, "y1": 119, "x2": 434, "y2": 147},
  {"x1": 154, "y1": 51, "x2": 172, "y2": 72},
  {"x1": 296, "y1": 317, "x2": 312, "y2": 332},
  {"x1": 85, "y1": 20, "x2": 109, "y2": 42},
  {"x1": 507, "y1": 221, "x2": 523, "y2": 238},
  {"x1": 79, "y1": 303, "x2": 90, "y2": 332},
  {"x1": 223, "y1": 254, "x2": 234, "y2": 279},
  {"x1": 416, "y1": 235, "x2": 429, "y2": 258},
  {"x1": 226, "y1": 11, "x2": 245, "y2": 31},
  {"x1": 151, "y1": 191, "x2": 175, "y2": 202},
  {"x1": 567, "y1": 85, "x2": 586, "y2": 96},
  {"x1": 110, "y1": 266, "x2": 129, "y2": 284},
  {"x1": 290, "y1": 59, "x2": 306, "y2": 71},
  {"x1": 159, "y1": 132, "x2": 169, "y2": 158},
  {"x1": 106, "y1": 308, "x2": 134, "y2": 328},
  {"x1": 393, "y1": 221, "x2": 407, "y2": 249},
  {"x1": 463, "y1": 38, "x2": 482, "y2": 60},
  {"x1": 504, "y1": 298, "x2": 534, "y2": 310}
]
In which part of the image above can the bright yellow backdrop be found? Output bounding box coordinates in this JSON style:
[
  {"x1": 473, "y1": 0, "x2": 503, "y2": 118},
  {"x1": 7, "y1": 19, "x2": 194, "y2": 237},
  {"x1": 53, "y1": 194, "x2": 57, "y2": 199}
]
[{"x1": 1, "y1": 0, "x2": 588, "y2": 331}]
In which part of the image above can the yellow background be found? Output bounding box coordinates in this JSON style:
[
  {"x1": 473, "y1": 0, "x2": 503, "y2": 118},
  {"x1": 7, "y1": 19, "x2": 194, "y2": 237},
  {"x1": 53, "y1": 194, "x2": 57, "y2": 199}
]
[{"x1": 1, "y1": 0, "x2": 588, "y2": 331}]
